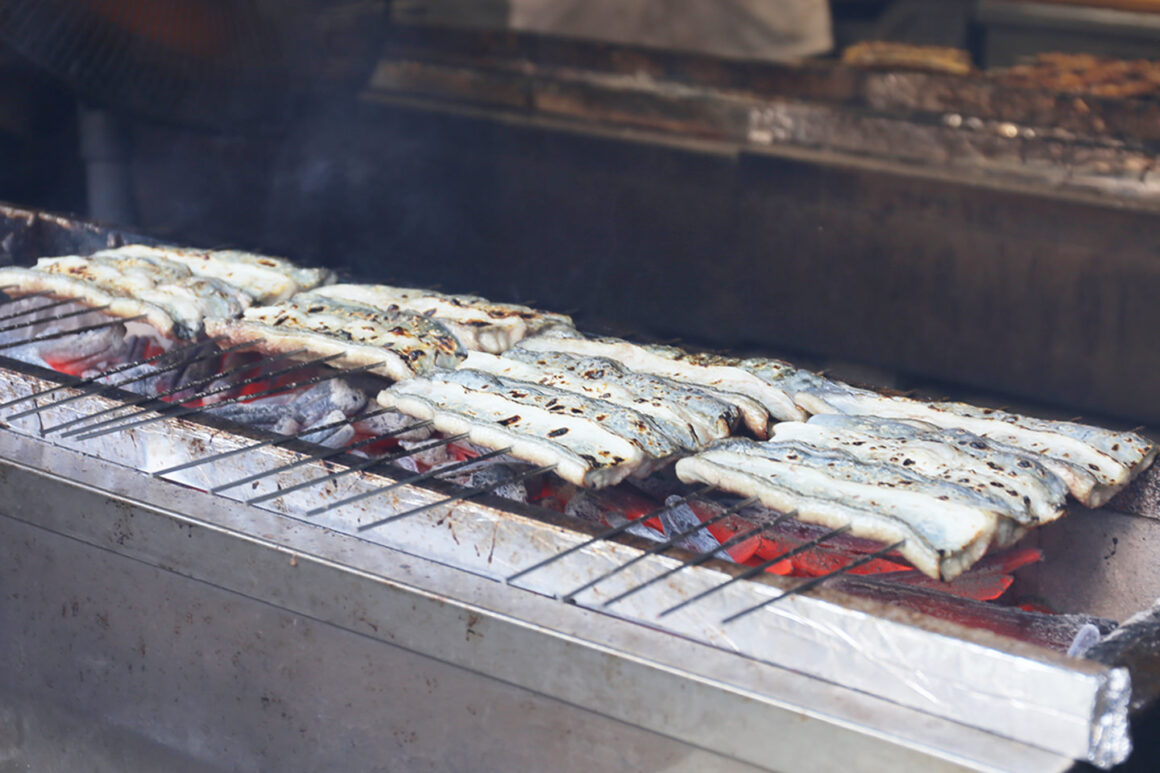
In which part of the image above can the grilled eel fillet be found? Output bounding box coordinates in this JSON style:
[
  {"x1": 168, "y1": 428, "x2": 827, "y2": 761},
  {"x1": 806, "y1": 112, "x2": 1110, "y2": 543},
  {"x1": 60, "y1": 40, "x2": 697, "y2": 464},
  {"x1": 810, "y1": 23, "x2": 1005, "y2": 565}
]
[
  {"x1": 0, "y1": 254, "x2": 251, "y2": 339},
  {"x1": 309, "y1": 284, "x2": 574, "y2": 354},
  {"x1": 378, "y1": 369, "x2": 688, "y2": 488},
  {"x1": 516, "y1": 330, "x2": 805, "y2": 435},
  {"x1": 463, "y1": 350, "x2": 740, "y2": 448},
  {"x1": 676, "y1": 438, "x2": 1023, "y2": 581},
  {"x1": 204, "y1": 292, "x2": 465, "y2": 381},
  {"x1": 772, "y1": 415, "x2": 1069, "y2": 525},
  {"x1": 785, "y1": 372, "x2": 1156, "y2": 508},
  {"x1": 93, "y1": 244, "x2": 334, "y2": 304}
]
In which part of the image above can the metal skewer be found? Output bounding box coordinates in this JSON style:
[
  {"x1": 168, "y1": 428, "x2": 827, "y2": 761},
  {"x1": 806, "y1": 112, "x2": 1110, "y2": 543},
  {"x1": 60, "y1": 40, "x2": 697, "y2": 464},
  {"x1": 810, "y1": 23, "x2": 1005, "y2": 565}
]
[
  {"x1": 5, "y1": 337, "x2": 232, "y2": 417},
  {"x1": 0, "y1": 315, "x2": 147, "y2": 351},
  {"x1": 505, "y1": 485, "x2": 715, "y2": 585},
  {"x1": 658, "y1": 521, "x2": 847, "y2": 618},
  {"x1": 353, "y1": 462, "x2": 554, "y2": 530},
  {"x1": 151, "y1": 408, "x2": 392, "y2": 477},
  {"x1": 561, "y1": 497, "x2": 759, "y2": 602},
  {"x1": 212, "y1": 424, "x2": 451, "y2": 494},
  {"x1": 38, "y1": 339, "x2": 268, "y2": 433},
  {"x1": 721, "y1": 540, "x2": 907, "y2": 624},
  {"x1": 247, "y1": 428, "x2": 464, "y2": 506},
  {"x1": 69, "y1": 352, "x2": 346, "y2": 440},
  {"x1": 601, "y1": 523, "x2": 774, "y2": 608}
]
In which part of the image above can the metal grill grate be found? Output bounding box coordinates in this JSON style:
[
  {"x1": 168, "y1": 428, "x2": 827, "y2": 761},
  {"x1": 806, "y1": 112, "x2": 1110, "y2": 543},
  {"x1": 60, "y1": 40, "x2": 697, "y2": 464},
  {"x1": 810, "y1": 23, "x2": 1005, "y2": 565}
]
[{"x1": 0, "y1": 302, "x2": 887, "y2": 624}]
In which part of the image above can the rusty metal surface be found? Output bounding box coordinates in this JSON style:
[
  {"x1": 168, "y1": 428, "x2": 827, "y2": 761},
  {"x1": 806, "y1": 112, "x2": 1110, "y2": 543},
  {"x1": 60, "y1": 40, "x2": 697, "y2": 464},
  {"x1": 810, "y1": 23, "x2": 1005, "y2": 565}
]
[
  {"x1": 367, "y1": 58, "x2": 1160, "y2": 199},
  {"x1": 376, "y1": 25, "x2": 1160, "y2": 150},
  {"x1": 0, "y1": 203, "x2": 157, "y2": 267}
]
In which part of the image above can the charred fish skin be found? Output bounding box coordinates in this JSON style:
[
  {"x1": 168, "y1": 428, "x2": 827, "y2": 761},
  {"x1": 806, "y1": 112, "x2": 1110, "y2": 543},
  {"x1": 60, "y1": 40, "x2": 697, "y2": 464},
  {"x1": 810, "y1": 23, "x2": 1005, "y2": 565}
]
[
  {"x1": 0, "y1": 255, "x2": 250, "y2": 339},
  {"x1": 205, "y1": 250, "x2": 334, "y2": 295},
  {"x1": 777, "y1": 415, "x2": 1070, "y2": 525},
  {"x1": 711, "y1": 437, "x2": 1017, "y2": 526},
  {"x1": 286, "y1": 292, "x2": 468, "y2": 370},
  {"x1": 675, "y1": 444, "x2": 996, "y2": 580},
  {"x1": 44, "y1": 251, "x2": 188, "y2": 279},
  {"x1": 207, "y1": 292, "x2": 467, "y2": 382},
  {"x1": 465, "y1": 351, "x2": 699, "y2": 450},
  {"x1": 485, "y1": 348, "x2": 740, "y2": 447},
  {"x1": 378, "y1": 379, "x2": 648, "y2": 488},
  {"x1": 446, "y1": 369, "x2": 687, "y2": 465},
  {"x1": 38, "y1": 253, "x2": 252, "y2": 332},
  {"x1": 93, "y1": 244, "x2": 335, "y2": 304},
  {"x1": 0, "y1": 266, "x2": 176, "y2": 336},
  {"x1": 516, "y1": 331, "x2": 789, "y2": 434},
  {"x1": 790, "y1": 375, "x2": 1155, "y2": 506},
  {"x1": 311, "y1": 283, "x2": 575, "y2": 354}
]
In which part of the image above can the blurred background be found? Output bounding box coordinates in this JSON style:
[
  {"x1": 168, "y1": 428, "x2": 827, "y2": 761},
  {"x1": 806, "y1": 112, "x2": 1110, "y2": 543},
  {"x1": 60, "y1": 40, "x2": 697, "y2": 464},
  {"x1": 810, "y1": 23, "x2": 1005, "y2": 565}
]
[{"x1": 0, "y1": 0, "x2": 1159, "y2": 423}]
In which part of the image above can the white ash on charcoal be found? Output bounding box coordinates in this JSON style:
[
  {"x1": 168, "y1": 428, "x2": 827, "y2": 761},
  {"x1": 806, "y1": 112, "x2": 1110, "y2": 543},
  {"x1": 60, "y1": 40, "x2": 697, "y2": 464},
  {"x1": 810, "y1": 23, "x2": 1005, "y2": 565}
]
[
  {"x1": 387, "y1": 451, "x2": 531, "y2": 503},
  {"x1": 353, "y1": 410, "x2": 433, "y2": 443},
  {"x1": 0, "y1": 296, "x2": 159, "y2": 373},
  {"x1": 129, "y1": 340, "x2": 220, "y2": 396},
  {"x1": 203, "y1": 380, "x2": 369, "y2": 447},
  {"x1": 160, "y1": 347, "x2": 246, "y2": 403},
  {"x1": 298, "y1": 411, "x2": 352, "y2": 446},
  {"x1": 447, "y1": 462, "x2": 531, "y2": 503},
  {"x1": 659, "y1": 495, "x2": 730, "y2": 558},
  {"x1": 1066, "y1": 623, "x2": 1103, "y2": 658},
  {"x1": 564, "y1": 489, "x2": 665, "y2": 544},
  {"x1": 39, "y1": 325, "x2": 140, "y2": 373},
  {"x1": 397, "y1": 437, "x2": 457, "y2": 469}
]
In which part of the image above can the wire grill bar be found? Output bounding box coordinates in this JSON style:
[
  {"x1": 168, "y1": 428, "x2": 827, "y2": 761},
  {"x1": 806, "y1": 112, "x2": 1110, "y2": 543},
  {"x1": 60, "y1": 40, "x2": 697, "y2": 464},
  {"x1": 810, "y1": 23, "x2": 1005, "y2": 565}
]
[
  {"x1": 658, "y1": 520, "x2": 846, "y2": 618},
  {"x1": 246, "y1": 428, "x2": 462, "y2": 506},
  {"x1": 0, "y1": 303, "x2": 110, "y2": 336},
  {"x1": 0, "y1": 297, "x2": 77, "y2": 323},
  {"x1": 87, "y1": 360, "x2": 393, "y2": 443},
  {"x1": 55, "y1": 345, "x2": 310, "y2": 438},
  {"x1": 5, "y1": 338, "x2": 229, "y2": 418},
  {"x1": 212, "y1": 422, "x2": 444, "y2": 494},
  {"x1": 505, "y1": 484, "x2": 716, "y2": 584},
  {"x1": 38, "y1": 338, "x2": 270, "y2": 434},
  {"x1": 721, "y1": 540, "x2": 907, "y2": 624},
  {"x1": 150, "y1": 408, "x2": 392, "y2": 478},
  {"x1": 0, "y1": 315, "x2": 147, "y2": 351},
  {"x1": 601, "y1": 522, "x2": 773, "y2": 608},
  {"x1": 0, "y1": 324, "x2": 923, "y2": 628},
  {"x1": 68, "y1": 352, "x2": 351, "y2": 440},
  {"x1": 302, "y1": 436, "x2": 493, "y2": 516},
  {"x1": 352, "y1": 463, "x2": 555, "y2": 530},
  {"x1": 560, "y1": 496, "x2": 759, "y2": 603}
]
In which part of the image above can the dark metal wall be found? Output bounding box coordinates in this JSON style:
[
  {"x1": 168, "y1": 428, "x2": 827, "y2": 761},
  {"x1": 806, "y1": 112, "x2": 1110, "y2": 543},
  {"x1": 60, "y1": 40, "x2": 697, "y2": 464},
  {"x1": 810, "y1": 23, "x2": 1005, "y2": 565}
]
[{"x1": 124, "y1": 98, "x2": 1160, "y2": 424}]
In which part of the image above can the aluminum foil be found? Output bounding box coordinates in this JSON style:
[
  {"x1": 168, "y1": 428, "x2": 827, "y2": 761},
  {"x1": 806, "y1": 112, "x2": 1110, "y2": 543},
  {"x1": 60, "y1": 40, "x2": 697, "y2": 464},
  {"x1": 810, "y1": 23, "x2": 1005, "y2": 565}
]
[{"x1": 0, "y1": 364, "x2": 1135, "y2": 767}]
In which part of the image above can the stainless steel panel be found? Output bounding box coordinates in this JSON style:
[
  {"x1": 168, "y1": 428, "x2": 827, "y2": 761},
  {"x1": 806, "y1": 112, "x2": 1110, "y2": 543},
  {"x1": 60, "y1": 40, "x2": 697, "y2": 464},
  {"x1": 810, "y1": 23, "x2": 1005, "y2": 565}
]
[
  {"x1": 0, "y1": 426, "x2": 1079, "y2": 772},
  {"x1": 0, "y1": 363, "x2": 1129, "y2": 765}
]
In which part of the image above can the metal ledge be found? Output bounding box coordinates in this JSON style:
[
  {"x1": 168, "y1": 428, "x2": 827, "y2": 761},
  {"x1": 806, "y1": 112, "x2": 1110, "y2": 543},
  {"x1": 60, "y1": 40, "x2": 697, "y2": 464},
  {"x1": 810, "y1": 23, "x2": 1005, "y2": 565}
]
[{"x1": 0, "y1": 425, "x2": 1079, "y2": 772}]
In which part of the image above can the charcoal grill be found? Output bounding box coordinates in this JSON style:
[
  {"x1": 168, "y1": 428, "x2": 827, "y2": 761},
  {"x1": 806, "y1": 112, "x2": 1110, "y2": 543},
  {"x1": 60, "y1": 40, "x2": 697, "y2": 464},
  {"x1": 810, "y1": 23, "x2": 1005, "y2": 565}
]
[{"x1": 0, "y1": 204, "x2": 1158, "y2": 772}]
